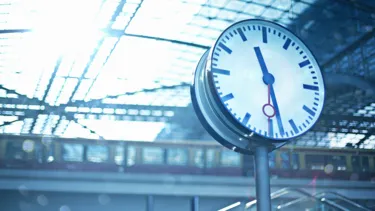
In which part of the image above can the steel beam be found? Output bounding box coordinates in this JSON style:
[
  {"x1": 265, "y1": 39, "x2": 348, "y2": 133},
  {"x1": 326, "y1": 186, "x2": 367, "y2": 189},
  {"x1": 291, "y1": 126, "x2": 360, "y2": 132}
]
[
  {"x1": 0, "y1": 29, "x2": 31, "y2": 34},
  {"x1": 336, "y1": 0, "x2": 375, "y2": 15},
  {"x1": 68, "y1": 38, "x2": 105, "y2": 103},
  {"x1": 0, "y1": 117, "x2": 25, "y2": 128},
  {"x1": 322, "y1": 29, "x2": 375, "y2": 69},
  {"x1": 356, "y1": 128, "x2": 375, "y2": 146},
  {"x1": 324, "y1": 73, "x2": 375, "y2": 94},
  {"x1": 83, "y1": 83, "x2": 189, "y2": 104},
  {"x1": 0, "y1": 86, "x2": 43, "y2": 105},
  {"x1": 112, "y1": 32, "x2": 210, "y2": 50},
  {"x1": 83, "y1": 0, "x2": 144, "y2": 100},
  {"x1": 0, "y1": 103, "x2": 182, "y2": 122}
]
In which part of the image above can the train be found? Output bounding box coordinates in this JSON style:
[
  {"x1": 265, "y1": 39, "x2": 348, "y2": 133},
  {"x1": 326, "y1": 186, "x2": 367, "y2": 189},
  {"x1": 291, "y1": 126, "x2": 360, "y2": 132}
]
[{"x1": 0, "y1": 135, "x2": 375, "y2": 181}]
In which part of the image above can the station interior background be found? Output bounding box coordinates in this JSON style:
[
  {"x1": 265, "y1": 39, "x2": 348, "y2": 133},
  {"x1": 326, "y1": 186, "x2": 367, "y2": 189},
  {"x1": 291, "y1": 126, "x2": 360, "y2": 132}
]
[{"x1": 0, "y1": 0, "x2": 375, "y2": 210}]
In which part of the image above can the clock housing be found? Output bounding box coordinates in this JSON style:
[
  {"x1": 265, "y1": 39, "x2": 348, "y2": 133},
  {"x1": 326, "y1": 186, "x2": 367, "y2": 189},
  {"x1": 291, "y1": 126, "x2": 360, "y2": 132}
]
[{"x1": 191, "y1": 19, "x2": 325, "y2": 154}]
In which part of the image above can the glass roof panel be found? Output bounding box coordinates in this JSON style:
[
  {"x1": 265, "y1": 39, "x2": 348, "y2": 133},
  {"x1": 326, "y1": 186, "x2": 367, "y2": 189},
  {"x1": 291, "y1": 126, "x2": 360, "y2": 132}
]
[
  {"x1": 111, "y1": 1, "x2": 142, "y2": 30},
  {"x1": 290, "y1": 1, "x2": 311, "y2": 15},
  {"x1": 251, "y1": 0, "x2": 274, "y2": 5},
  {"x1": 78, "y1": 119, "x2": 165, "y2": 141},
  {"x1": 361, "y1": 135, "x2": 375, "y2": 149},
  {"x1": 0, "y1": 31, "x2": 58, "y2": 99},
  {"x1": 243, "y1": 3, "x2": 266, "y2": 16},
  {"x1": 84, "y1": 35, "x2": 205, "y2": 102},
  {"x1": 125, "y1": 0, "x2": 300, "y2": 47},
  {"x1": 262, "y1": 8, "x2": 284, "y2": 19},
  {"x1": 0, "y1": 0, "x2": 117, "y2": 30},
  {"x1": 272, "y1": 0, "x2": 293, "y2": 11},
  {"x1": 225, "y1": 1, "x2": 247, "y2": 12},
  {"x1": 296, "y1": 131, "x2": 373, "y2": 149},
  {"x1": 217, "y1": 9, "x2": 240, "y2": 21},
  {"x1": 62, "y1": 120, "x2": 100, "y2": 139},
  {"x1": 102, "y1": 86, "x2": 191, "y2": 107}
]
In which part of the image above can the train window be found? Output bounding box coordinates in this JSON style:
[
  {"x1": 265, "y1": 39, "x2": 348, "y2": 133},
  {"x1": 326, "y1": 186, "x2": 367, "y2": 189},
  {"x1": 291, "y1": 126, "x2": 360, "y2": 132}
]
[
  {"x1": 45, "y1": 143, "x2": 55, "y2": 163},
  {"x1": 62, "y1": 144, "x2": 83, "y2": 162},
  {"x1": 127, "y1": 146, "x2": 136, "y2": 166},
  {"x1": 269, "y1": 151, "x2": 276, "y2": 169},
  {"x1": 220, "y1": 149, "x2": 240, "y2": 167},
  {"x1": 86, "y1": 145, "x2": 108, "y2": 163},
  {"x1": 306, "y1": 154, "x2": 324, "y2": 170},
  {"x1": 34, "y1": 143, "x2": 43, "y2": 163},
  {"x1": 280, "y1": 152, "x2": 291, "y2": 169},
  {"x1": 114, "y1": 145, "x2": 124, "y2": 165},
  {"x1": 192, "y1": 148, "x2": 204, "y2": 168},
  {"x1": 243, "y1": 155, "x2": 255, "y2": 177},
  {"x1": 351, "y1": 156, "x2": 361, "y2": 172},
  {"x1": 167, "y1": 148, "x2": 188, "y2": 165},
  {"x1": 5, "y1": 141, "x2": 27, "y2": 160},
  {"x1": 206, "y1": 149, "x2": 216, "y2": 168},
  {"x1": 291, "y1": 153, "x2": 300, "y2": 170},
  {"x1": 331, "y1": 156, "x2": 346, "y2": 171},
  {"x1": 142, "y1": 147, "x2": 164, "y2": 164},
  {"x1": 361, "y1": 157, "x2": 369, "y2": 172}
]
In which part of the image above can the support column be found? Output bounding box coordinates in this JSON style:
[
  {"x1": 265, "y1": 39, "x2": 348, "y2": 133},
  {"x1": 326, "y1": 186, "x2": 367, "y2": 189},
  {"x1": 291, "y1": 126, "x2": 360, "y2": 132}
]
[{"x1": 255, "y1": 146, "x2": 271, "y2": 211}]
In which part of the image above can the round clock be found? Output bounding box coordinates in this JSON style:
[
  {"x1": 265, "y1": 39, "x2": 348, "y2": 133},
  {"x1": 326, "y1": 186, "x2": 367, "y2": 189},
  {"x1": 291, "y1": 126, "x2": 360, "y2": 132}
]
[{"x1": 191, "y1": 19, "x2": 325, "y2": 154}]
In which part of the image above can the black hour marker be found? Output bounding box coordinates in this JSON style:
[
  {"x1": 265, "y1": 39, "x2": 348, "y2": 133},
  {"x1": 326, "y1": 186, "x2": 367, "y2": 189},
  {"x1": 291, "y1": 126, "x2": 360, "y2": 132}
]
[
  {"x1": 283, "y1": 38, "x2": 291, "y2": 50},
  {"x1": 218, "y1": 42, "x2": 232, "y2": 54},
  {"x1": 299, "y1": 60, "x2": 311, "y2": 68},
  {"x1": 289, "y1": 119, "x2": 299, "y2": 134},
  {"x1": 221, "y1": 93, "x2": 234, "y2": 102},
  {"x1": 303, "y1": 105, "x2": 316, "y2": 116},
  {"x1": 237, "y1": 28, "x2": 247, "y2": 41},
  {"x1": 212, "y1": 68, "x2": 230, "y2": 75},
  {"x1": 262, "y1": 26, "x2": 267, "y2": 43},
  {"x1": 242, "y1": 113, "x2": 251, "y2": 125},
  {"x1": 303, "y1": 84, "x2": 319, "y2": 91},
  {"x1": 269, "y1": 119, "x2": 273, "y2": 138}
]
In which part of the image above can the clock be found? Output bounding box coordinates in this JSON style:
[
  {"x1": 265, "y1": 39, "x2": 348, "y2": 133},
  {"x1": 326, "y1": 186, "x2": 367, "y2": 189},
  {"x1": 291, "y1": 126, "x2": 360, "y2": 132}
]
[{"x1": 191, "y1": 19, "x2": 325, "y2": 154}]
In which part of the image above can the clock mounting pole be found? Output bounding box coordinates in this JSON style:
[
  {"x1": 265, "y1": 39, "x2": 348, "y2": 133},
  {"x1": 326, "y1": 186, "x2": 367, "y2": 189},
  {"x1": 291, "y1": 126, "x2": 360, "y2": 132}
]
[{"x1": 255, "y1": 145, "x2": 271, "y2": 211}]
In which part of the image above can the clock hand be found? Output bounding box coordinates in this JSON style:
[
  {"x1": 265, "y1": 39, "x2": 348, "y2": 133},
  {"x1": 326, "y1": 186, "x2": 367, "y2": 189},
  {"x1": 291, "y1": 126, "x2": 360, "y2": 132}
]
[
  {"x1": 269, "y1": 84, "x2": 285, "y2": 137},
  {"x1": 253, "y1": 47, "x2": 274, "y2": 85},
  {"x1": 262, "y1": 85, "x2": 275, "y2": 135},
  {"x1": 254, "y1": 47, "x2": 285, "y2": 137}
]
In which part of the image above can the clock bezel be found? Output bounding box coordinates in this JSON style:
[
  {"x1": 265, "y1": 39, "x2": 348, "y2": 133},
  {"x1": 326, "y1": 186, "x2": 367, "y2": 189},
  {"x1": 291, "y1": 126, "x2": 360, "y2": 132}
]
[{"x1": 206, "y1": 19, "x2": 325, "y2": 142}]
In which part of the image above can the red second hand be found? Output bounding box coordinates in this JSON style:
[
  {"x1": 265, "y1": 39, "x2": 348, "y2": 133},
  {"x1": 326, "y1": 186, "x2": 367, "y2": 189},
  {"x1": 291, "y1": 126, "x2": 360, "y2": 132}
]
[
  {"x1": 267, "y1": 84, "x2": 271, "y2": 105},
  {"x1": 262, "y1": 84, "x2": 275, "y2": 136}
]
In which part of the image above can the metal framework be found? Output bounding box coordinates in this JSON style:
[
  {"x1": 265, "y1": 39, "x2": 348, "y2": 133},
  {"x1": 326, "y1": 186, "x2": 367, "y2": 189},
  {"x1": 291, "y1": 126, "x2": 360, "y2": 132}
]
[{"x1": 0, "y1": 0, "x2": 374, "y2": 148}]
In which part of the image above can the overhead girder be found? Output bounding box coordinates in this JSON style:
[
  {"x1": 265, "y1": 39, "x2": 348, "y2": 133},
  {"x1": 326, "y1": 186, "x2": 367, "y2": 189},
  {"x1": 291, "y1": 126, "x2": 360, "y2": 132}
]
[
  {"x1": 0, "y1": 102, "x2": 179, "y2": 123},
  {"x1": 322, "y1": 29, "x2": 375, "y2": 69},
  {"x1": 324, "y1": 73, "x2": 375, "y2": 94}
]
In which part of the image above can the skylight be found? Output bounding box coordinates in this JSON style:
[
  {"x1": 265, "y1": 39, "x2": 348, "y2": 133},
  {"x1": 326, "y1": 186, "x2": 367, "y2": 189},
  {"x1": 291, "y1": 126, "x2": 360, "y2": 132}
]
[{"x1": 4, "y1": 0, "x2": 370, "y2": 146}]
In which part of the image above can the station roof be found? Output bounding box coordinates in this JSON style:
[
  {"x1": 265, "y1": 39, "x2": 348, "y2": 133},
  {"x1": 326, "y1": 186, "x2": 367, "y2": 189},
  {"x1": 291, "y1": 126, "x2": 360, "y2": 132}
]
[{"x1": 0, "y1": 0, "x2": 374, "y2": 149}]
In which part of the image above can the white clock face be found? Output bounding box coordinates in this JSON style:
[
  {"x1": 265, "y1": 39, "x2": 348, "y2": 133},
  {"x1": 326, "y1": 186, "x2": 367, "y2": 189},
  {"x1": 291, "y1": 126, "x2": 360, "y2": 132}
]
[{"x1": 208, "y1": 19, "x2": 325, "y2": 141}]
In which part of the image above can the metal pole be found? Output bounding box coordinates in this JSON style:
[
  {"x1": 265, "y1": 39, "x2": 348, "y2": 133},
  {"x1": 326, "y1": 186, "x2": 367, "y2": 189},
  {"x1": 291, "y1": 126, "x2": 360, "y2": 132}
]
[
  {"x1": 147, "y1": 195, "x2": 154, "y2": 211},
  {"x1": 191, "y1": 196, "x2": 199, "y2": 211},
  {"x1": 255, "y1": 146, "x2": 271, "y2": 211}
]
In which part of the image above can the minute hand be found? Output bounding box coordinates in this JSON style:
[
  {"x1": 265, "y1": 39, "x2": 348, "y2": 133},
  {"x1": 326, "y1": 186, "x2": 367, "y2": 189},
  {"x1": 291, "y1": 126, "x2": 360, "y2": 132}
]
[
  {"x1": 253, "y1": 47, "x2": 285, "y2": 137},
  {"x1": 269, "y1": 85, "x2": 285, "y2": 137}
]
